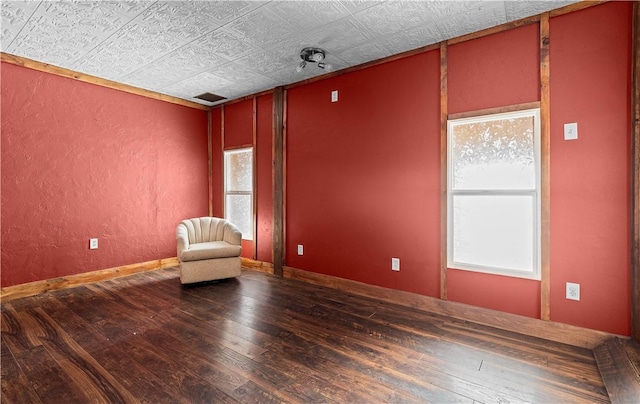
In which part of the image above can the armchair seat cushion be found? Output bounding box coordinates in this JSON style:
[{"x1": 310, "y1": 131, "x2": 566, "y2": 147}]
[{"x1": 179, "y1": 241, "x2": 242, "y2": 262}]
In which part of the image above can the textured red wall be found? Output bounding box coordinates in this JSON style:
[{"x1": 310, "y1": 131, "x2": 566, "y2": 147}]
[
  {"x1": 286, "y1": 51, "x2": 441, "y2": 297},
  {"x1": 448, "y1": 23, "x2": 540, "y2": 115},
  {"x1": 256, "y1": 94, "x2": 273, "y2": 263},
  {"x1": 211, "y1": 108, "x2": 224, "y2": 219},
  {"x1": 280, "y1": 3, "x2": 631, "y2": 334},
  {"x1": 1, "y1": 63, "x2": 209, "y2": 287},
  {"x1": 446, "y1": 23, "x2": 541, "y2": 317},
  {"x1": 549, "y1": 2, "x2": 632, "y2": 335},
  {"x1": 224, "y1": 99, "x2": 253, "y2": 147},
  {"x1": 223, "y1": 99, "x2": 255, "y2": 258}
]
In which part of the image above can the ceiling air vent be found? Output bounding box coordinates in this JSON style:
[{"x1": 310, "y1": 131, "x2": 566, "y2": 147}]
[{"x1": 194, "y1": 92, "x2": 226, "y2": 103}]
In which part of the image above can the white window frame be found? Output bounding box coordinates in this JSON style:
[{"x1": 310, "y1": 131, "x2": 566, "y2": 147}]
[
  {"x1": 447, "y1": 108, "x2": 541, "y2": 280},
  {"x1": 224, "y1": 147, "x2": 254, "y2": 241}
]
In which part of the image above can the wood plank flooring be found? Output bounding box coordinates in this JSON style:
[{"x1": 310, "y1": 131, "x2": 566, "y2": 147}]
[{"x1": 1, "y1": 267, "x2": 610, "y2": 403}]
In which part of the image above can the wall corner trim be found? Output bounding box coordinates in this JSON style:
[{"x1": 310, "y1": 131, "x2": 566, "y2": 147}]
[{"x1": 0, "y1": 258, "x2": 179, "y2": 303}]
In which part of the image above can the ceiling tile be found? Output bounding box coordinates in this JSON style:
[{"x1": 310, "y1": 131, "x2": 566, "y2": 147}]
[
  {"x1": 121, "y1": 44, "x2": 230, "y2": 90},
  {"x1": 304, "y1": 16, "x2": 375, "y2": 54},
  {"x1": 194, "y1": 28, "x2": 260, "y2": 62},
  {"x1": 225, "y1": 6, "x2": 298, "y2": 49},
  {"x1": 164, "y1": 71, "x2": 234, "y2": 99},
  {"x1": 1, "y1": 1, "x2": 580, "y2": 106},
  {"x1": 1, "y1": 1, "x2": 40, "y2": 48},
  {"x1": 5, "y1": 1, "x2": 150, "y2": 66},
  {"x1": 505, "y1": 0, "x2": 575, "y2": 21},
  {"x1": 269, "y1": 1, "x2": 351, "y2": 31}
]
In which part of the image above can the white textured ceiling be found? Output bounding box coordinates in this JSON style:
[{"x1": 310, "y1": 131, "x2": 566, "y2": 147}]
[{"x1": 1, "y1": 1, "x2": 577, "y2": 106}]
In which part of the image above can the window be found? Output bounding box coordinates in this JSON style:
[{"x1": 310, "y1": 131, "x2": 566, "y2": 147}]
[
  {"x1": 224, "y1": 148, "x2": 253, "y2": 241},
  {"x1": 447, "y1": 108, "x2": 541, "y2": 279}
]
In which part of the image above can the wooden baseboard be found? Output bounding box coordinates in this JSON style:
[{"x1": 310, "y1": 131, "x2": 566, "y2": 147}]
[
  {"x1": 282, "y1": 265, "x2": 616, "y2": 349},
  {"x1": 241, "y1": 258, "x2": 274, "y2": 274},
  {"x1": 0, "y1": 257, "x2": 179, "y2": 303}
]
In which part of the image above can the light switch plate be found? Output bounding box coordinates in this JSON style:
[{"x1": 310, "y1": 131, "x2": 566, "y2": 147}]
[
  {"x1": 391, "y1": 258, "x2": 400, "y2": 271},
  {"x1": 564, "y1": 122, "x2": 578, "y2": 140},
  {"x1": 331, "y1": 90, "x2": 338, "y2": 103},
  {"x1": 89, "y1": 238, "x2": 98, "y2": 250},
  {"x1": 297, "y1": 244, "x2": 303, "y2": 255}
]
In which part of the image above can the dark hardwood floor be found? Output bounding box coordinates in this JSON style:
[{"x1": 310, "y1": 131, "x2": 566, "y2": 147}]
[{"x1": 2, "y1": 267, "x2": 610, "y2": 403}]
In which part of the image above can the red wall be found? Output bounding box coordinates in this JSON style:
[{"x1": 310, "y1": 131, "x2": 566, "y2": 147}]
[
  {"x1": 286, "y1": 51, "x2": 442, "y2": 297},
  {"x1": 212, "y1": 94, "x2": 273, "y2": 262},
  {"x1": 1, "y1": 62, "x2": 209, "y2": 287},
  {"x1": 448, "y1": 23, "x2": 540, "y2": 115},
  {"x1": 446, "y1": 23, "x2": 541, "y2": 318},
  {"x1": 211, "y1": 108, "x2": 224, "y2": 219},
  {"x1": 277, "y1": 3, "x2": 632, "y2": 335},
  {"x1": 223, "y1": 99, "x2": 255, "y2": 258},
  {"x1": 549, "y1": 3, "x2": 632, "y2": 335}
]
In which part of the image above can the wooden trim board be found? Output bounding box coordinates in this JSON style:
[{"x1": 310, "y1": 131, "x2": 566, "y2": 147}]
[
  {"x1": 0, "y1": 258, "x2": 179, "y2": 303},
  {"x1": 241, "y1": 258, "x2": 274, "y2": 275},
  {"x1": 539, "y1": 13, "x2": 552, "y2": 321},
  {"x1": 439, "y1": 42, "x2": 448, "y2": 301},
  {"x1": 1, "y1": 52, "x2": 208, "y2": 111},
  {"x1": 272, "y1": 87, "x2": 285, "y2": 277},
  {"x1": 282, "y1": 265, "x2": 616, "y2": 349},
  {"x1": 631, "y1": 0, "x2": 640, "y2": 343}
]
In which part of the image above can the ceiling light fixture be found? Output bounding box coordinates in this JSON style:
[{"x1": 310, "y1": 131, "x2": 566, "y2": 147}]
[{"x1": 296, "y1": 47, "x2": 331, "y2": 72}]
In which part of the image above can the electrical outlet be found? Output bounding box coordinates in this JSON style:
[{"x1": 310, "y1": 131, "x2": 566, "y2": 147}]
[
  {"x1": 391, "y1": 258, "x2": 400, "y2": 271},
  {"x1": 297, "y1": 244, "x2": 303, "y2": 255},
  {"x1": 566, "y1": 282, "x2": 580, "y2": 301},
  {"x1": 89, "y1": 238, "x2": 98, "y2": 250}
]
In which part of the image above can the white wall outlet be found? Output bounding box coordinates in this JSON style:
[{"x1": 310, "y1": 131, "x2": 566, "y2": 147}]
[
  {"x1": 331, "y1": 90, "x2": 338, "y2": 103},
  {"x1": 566, "y1": 282, "x2": 580, "y2": 301},
  {"x1": 391, "y1": 258, "x2": 400, "y2": 271},
  {"x1": 564, "y1": 122, "x2": 578, "y2": 140},
  {"x1": 89, "y1": 238, "x2": 98, "y2": 250},
  {"x1": 297, "y1": 244, "x2": 304, "y2": 255}
]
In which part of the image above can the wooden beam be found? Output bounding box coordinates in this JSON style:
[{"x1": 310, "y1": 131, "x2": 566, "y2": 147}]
[
  {"x1": 440, "y1": 42, "x2": 448, "y2": 300},
  {"x1": 282, "y1": 265, "x2": 616, "y2": 349},
  {"x1": 272, "y1": 87, "x2": 285, "y2": 277},
  {"x1": 253, "y1": 96, "x2": 258, "y2": 260},
  {"x1": 539, "y1": 13, "x2": 552, "y2": 321},
  {"x1": 1, "y1": 52, "x2": 208, "y2": 111},
  {"x1": 447, "y1": 101, "x2": 541, "y2": 121},
  {"x1": 0, "y1": 258, "x2": 178, "y2": 302},
  {"x1": 632, "y1": 0, "x2": 640, "y2": 344}
]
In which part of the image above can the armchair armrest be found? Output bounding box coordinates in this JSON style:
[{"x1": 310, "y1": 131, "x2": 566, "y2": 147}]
[
  {"x1": 223, "y1": 222, "x2": 242, "y2": 246},
  {"x1": 176, "y1": 225, "x2": 190, "y2": 256}
]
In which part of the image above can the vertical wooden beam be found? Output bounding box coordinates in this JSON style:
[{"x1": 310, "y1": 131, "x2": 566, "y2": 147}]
[
  {"x1": 272, "y1": 87, "x2": 285, "y2": 277},
  {"x1": 440, "y1": 42, "x2": 448, "y2": 301},
  {"x1": 207, "y1": 110, "x2": 213, "y2": 217},
  {"x1": 253, "y1": 97, "x2": 258, "y2": 260},
  {"x1": 539, "y1": 12, "x2": 551, "y2": 321},
  {"x1": 631, "y1": 1, "x2": 640, "y2": 343}
]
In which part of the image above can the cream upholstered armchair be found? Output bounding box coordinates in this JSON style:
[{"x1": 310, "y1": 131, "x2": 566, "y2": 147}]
[{"x1": 176, "y1": 217, "x2": 242, "y2": 284}]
